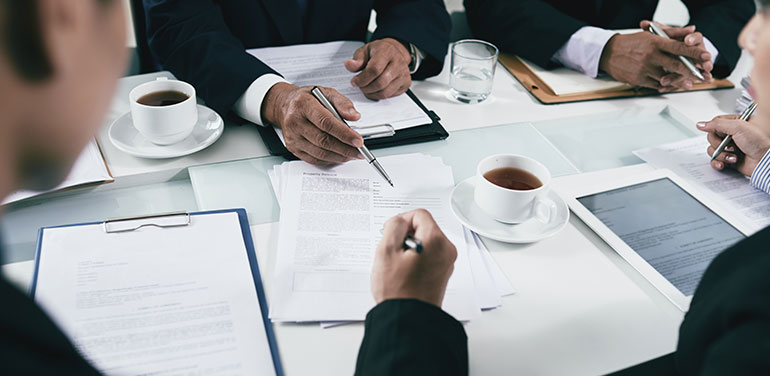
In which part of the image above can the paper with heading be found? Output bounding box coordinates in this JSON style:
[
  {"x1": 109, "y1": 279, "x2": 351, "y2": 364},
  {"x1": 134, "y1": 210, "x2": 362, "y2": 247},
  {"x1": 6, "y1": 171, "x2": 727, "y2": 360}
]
[
  {"x1": 634, "y1": 137, "x2": 770, "y2": 233},
  {"x1": 33, "y1": 212, "x2": 277, "y2": 375},
  {"x1": 3, "y1": 139, "x2": 112, "y2": 205},
  {"x1": 268, "y1": 154, "x2": 488, "y2": 322},
  {"x1": 247, "y1": 41, "x2": 432, "y2": 144},
  {"x1": 521, "y1": 29, "x2": 639, "y2": 96}
]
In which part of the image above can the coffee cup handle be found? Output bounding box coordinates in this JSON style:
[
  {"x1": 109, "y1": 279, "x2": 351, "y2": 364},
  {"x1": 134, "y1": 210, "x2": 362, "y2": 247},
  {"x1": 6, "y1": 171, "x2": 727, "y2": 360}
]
[{"x1": 532, "y1": 197, "x2": 557, "y2": 224}]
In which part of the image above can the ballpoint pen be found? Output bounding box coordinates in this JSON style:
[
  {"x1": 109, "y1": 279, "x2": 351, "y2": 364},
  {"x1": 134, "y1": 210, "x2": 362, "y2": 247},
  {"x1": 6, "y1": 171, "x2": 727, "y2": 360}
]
[
  {"x1": 378, "y1": 227, "x2": 423, "y2": 253},
  {"x1": 648, "y1": 22, "x2": 706, "y2": 82},
  {"x1": 710, "y1": 101, "x2": 758, "y2": 162},
  {"x1": 403, "y1": 235, "x2": 423, "y2": 253},
  {"x1": 310, "y1": 86, "x2": 394, "y2": 187}
]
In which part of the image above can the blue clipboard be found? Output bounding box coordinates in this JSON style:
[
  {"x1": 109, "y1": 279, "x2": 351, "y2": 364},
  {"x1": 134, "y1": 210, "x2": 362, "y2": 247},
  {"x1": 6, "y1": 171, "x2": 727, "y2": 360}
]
[{"x1": 30, "y1": 208, "x2": 284, "y2": 376}]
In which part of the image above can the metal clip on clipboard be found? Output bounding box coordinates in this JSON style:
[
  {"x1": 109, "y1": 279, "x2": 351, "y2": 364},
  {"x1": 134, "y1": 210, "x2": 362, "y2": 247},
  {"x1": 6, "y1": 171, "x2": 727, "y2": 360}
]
[
  {"x1": 104, "y1": 212, "x2": 191, "y2": 233},
  {"x1": 352, "y1": 124, "x2": 395, "y2": 140}
]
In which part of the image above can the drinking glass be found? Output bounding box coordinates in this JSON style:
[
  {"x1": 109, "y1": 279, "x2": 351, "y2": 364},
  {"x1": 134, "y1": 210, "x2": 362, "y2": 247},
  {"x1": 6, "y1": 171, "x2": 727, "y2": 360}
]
[{"x1": 450, "y1": 39, "x2": 498, "y2": 104}]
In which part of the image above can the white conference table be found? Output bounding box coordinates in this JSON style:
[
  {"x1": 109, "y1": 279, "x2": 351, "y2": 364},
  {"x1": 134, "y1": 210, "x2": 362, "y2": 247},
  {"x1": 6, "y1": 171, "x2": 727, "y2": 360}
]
[{"x1": 0, "y1": 48, "x2": 754, "y2": 375}]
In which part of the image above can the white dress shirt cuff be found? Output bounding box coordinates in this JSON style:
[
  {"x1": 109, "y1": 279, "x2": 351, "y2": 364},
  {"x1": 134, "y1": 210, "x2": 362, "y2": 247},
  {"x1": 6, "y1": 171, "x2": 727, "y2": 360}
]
[
  {"x1": 750, "y1": 148, "x2": 770, "y2": 194},
  {"x1": 703, "y1": 37, "x2": 719, "y2": 65},
  {"x1": 552, "y1": 26, "x2": 618, "y2": 78},
  {"x1": 233, "y1": 73, "x2": 288, "y2": 126}
]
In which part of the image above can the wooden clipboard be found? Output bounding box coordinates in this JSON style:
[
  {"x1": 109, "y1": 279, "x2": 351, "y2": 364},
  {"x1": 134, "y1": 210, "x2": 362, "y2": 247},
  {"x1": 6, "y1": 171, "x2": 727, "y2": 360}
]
[{"x1": 499, "y1": 54, "x2": 734, "y2": 105}]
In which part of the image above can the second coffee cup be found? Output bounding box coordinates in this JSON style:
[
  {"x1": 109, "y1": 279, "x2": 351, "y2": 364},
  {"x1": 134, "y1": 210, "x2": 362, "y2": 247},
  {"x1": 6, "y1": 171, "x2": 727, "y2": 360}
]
[
  {"x1": 129, "y1": 77, "x2": 198, "y2": 145},
  {"x1": 474, "y1": 154, "x2": 555, "y2": 224}
]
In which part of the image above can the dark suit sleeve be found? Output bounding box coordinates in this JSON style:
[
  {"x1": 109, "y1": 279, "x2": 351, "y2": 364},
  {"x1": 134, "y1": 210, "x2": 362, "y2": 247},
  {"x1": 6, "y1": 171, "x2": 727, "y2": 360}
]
[
  {"x1": 676, "y1": 227, "x2": 770, "y2": 375},
  {"x1": 464, "y1": 0, "x2": 588, "y2": 68},
  {"x1": 354, "y1": 299, "x2": 468, "y2": 376},
  {"x1": 143, "y1": 0, "x2": 278, "y2": 116},
  {"x1": 684, "y1": 0, "x2": 755, "y2": 78},
  {"x1": 371, "y1": 0, "x2": 451, "y2": 79}
]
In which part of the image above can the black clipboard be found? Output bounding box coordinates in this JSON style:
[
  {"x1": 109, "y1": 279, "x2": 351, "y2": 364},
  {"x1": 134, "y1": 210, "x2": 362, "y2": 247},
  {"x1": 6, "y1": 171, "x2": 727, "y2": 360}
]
[{"x1": 257, "y1": 89, "x2": 448, "y2": 158}]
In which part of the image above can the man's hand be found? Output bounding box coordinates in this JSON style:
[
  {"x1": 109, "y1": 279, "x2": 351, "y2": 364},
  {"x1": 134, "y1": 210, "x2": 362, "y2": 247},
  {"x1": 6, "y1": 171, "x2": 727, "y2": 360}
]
[
  {"x1": 599, "y1": 21, "x2": 713, "y2": 92},
  {"x1": 697, "y1": 114, "x2": 770, "y2": 177},
  {"x1": 345, "y1": 38, "x2": 412, "y2": 100},
  {"x1": 263, "y1": 83, "x2": 364, "y2": 165},
  {"x1": 371, "y1": 209, "x2": 457, "y2": 307}
]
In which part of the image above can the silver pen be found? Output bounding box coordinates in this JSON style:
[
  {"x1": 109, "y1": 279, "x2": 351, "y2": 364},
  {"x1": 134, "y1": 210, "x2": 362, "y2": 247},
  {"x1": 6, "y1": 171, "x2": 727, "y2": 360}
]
[
  {"x1": 310, "y1": 86, "x2": 393, "y2": 187},
  {"x1": 648, "y1": 22, "x2": 706, "y2": 82},
  {"x1": 710, "y1": 101, "x2": 757, "y2": 162}
]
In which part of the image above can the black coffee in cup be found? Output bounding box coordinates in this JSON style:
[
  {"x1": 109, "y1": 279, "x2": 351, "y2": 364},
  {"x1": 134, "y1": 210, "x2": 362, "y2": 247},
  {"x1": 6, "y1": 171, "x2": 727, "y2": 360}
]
[
  {"x1": 483, "y1": 167, "x2": 543, "y2": 191},
  {"x1": 137, "y1": 90, "x2": 189, "y2": 106}
]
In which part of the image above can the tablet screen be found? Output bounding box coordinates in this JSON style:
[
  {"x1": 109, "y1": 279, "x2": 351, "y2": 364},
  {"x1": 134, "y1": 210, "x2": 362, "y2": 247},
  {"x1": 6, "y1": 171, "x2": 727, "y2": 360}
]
[{"x1": 578, "y1": 178, "x2": 745, "y2": 296}]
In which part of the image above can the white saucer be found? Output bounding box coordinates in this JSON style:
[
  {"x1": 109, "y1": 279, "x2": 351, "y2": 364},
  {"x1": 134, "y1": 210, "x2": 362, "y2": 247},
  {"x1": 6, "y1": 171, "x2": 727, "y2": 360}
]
[
  {"x1": 108, "y1": 105, "x2": 223, "y2": 159},
  {"x1": 450, "y1": 177, "x2": 570, "y2": 243}
]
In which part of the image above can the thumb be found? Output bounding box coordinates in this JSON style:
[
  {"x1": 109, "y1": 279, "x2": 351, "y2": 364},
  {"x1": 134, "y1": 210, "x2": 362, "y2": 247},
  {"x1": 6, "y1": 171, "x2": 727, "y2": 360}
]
[
  {"x1": 326, "y1": 89, "x2": 361, "y2": 122},
  {"x1": 344, "y1": 46, "x2": 369, "y2": 72},
  {"x1": 381, "y1": 215, "x2": 412, "y2": 253}
]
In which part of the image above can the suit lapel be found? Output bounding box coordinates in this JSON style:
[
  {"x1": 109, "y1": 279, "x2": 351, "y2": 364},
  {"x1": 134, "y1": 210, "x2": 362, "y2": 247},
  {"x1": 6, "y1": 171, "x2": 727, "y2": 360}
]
[{"x1": 260, "y1": 0, "x2": 303, "y2": 44}]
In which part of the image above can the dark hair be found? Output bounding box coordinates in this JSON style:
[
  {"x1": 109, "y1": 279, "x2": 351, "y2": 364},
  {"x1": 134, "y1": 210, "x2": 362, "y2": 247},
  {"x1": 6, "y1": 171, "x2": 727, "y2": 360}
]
[
  {"x1": 2, "y1": 0, "x2": 112, "y2": 82},
  {"x1": 2, "y1": 1, "x2": 52, "y2": 82}
]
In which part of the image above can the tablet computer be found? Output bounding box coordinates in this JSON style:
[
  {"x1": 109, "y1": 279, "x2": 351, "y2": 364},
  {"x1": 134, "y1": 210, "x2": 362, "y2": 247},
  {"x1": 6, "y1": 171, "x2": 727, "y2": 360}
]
[{"x1": 560, "y1": 169, "x2": 750, "y2": 311}]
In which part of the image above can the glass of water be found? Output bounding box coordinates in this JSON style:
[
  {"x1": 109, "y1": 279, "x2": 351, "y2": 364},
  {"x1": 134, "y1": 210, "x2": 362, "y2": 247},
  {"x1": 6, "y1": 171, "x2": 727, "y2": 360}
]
[{"x1": 450, "y1": 39, "x2": 498, "y2": 104}]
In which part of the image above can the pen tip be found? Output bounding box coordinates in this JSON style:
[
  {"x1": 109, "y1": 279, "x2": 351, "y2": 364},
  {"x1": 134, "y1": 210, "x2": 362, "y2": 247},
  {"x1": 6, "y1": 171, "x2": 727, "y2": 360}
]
[{"x1": 389, "y1": 182, "x2": 394, "y2": 187}]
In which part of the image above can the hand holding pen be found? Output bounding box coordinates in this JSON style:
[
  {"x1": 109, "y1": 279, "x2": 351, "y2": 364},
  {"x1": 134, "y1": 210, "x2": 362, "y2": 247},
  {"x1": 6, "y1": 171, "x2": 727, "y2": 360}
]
[
  {"x1": 371, "y1": 210, "x2": 456, "y2": 308},
  {"x1": 697, "y1": 103, "x2": 770, "y2": 177}
]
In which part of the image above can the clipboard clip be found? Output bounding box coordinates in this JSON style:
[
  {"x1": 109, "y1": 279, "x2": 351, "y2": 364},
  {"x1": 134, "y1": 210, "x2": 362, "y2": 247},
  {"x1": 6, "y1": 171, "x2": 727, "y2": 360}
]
[
  {"x1": 104, "y1": 212, "x2": 191, "y2": 233},
  {"x1": 351, "y1": 124, "x2": 395, "y2": 140}
]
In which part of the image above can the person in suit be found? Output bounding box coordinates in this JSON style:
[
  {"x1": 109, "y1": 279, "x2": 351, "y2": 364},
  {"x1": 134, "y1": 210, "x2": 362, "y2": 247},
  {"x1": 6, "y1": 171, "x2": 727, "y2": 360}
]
[
  {"x1": 0, "y1": 0, "x2": 128, "y2": 373},
  {"x1": 354, "y1": 6, "x2": 770, "y2": 371},
  {"x1": 697, "y1": 14, "x2": 770, "y2": 195},
  {"x1": 464, "y1": 0, "x2": 755, "y2": 92},
  {"x1": 143, "y1": 0, "x2": 451, "y2": 166}
]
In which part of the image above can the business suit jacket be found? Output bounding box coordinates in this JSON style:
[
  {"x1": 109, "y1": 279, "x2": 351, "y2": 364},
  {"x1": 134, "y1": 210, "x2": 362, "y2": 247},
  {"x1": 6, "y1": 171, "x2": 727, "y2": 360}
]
[
  {"x1": 464, "y1": 0, "x2": 755, "y2": 78},
  {"x1": 143, "y1": 0, "x2": 451, "y2": 117},
  {"x1": 355, "y1": 226, "x2": 770, "y2": 375}
]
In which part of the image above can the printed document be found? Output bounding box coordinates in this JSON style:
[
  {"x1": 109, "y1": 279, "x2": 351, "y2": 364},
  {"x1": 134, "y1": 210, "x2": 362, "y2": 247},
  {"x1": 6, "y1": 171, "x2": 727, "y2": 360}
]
[
  {"x1": 268, "y1": 154, "x2": 482, "y2": 322},
  {"x1": 247, "y1": 41, "x2": 431, "y2": 143},
  {"x1": 635, "y1": 137, "x2": 770, "y2": 233},
  {"x1": 34, "y1": 212, "x2": 277, "y2": 375}
]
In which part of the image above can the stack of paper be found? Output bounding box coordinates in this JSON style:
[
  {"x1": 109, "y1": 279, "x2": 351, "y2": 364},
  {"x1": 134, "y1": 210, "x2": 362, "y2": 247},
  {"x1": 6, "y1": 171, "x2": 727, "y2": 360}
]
[
  {"x1": 247, "y1": 41, "x2": 432, "y2": 145},
  {"x1": 736, "y1": 76, "x2": 753, "y2": 113},
  {"x1": 2, "y1": 139, "x2": 112, "y2": 205},
  {"x1": 635, "y1": 137, "x2": 770, "y2": 233},
  {"x1": 267, "y1": 154, "x2": 514, "y2": 324}
]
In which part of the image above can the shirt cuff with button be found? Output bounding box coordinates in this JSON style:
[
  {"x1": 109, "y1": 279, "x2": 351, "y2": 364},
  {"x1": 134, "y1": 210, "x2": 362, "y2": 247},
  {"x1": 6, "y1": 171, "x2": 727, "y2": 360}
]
[
  {"x1": 233, "y1": 73, "x2": 288, "y2": 126},
  {"x1": 750, "y1": 148, "x2": 770, "y2": 194},
  {"x1": 552, "y1": 26, "x2": 721, "y2": 79}
]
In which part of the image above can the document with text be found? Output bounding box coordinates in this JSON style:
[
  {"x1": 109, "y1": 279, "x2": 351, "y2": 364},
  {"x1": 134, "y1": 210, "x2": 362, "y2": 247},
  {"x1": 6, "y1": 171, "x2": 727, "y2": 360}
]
[
  {"x1": 247, "y1": 41, "x2": 431, "y2": 143},
  {"x1": 33, "y1": 211, "x2": 279, "y2": 376},
  {"x1": 268, "y1": 154, "x2": 483, "y2": 322},
  {"x1": 635, "y1": 137, "x2": 770, "y2": 233}
]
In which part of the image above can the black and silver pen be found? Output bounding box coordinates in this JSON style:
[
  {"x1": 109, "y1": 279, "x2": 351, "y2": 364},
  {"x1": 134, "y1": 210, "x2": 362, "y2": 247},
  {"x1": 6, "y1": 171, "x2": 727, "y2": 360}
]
[
  {"x1": 310, "y1": 86, "x2": 393, "y2": 187},
  {"x1": 403, "y1": 236, "x2": 423, "y2": 253},
  {"x1": 648, "y1": 22, "x2": 706, "y2": 82},
  {"x1": 710, "y1": 101, "x2": 757, "y2": 161}
]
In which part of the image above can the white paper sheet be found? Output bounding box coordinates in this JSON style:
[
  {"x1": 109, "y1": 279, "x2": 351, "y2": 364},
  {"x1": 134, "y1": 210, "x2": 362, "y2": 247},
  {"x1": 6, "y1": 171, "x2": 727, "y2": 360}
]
[
  {"x1": 34, "y1": 212, "x2": 277, "y2": 376},
  {"x1": 246, "y1": 41, "x2": 432, "y2": 144},
  {"x1": 268, "y1": 154, "x2": 481, "y2": 322},
  {"x1": 3, "y1": 139, "x2": 112, "y2": 205},
  {"x1": 634, "y1": 137, "x2": 770, "y2": 233},
  {"x1": 520, "y1": 29, "x2": 639, "y2": 96}
]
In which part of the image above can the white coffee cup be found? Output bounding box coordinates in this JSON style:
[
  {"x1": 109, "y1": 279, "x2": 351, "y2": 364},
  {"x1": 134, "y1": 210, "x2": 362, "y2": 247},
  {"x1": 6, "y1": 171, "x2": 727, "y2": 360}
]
[
  {"x1": 473, "y1": 154, "x2": 556, "y2": 224},
  {"x1": 128, "y1": 77, "x2": 198, "y2": 145}
]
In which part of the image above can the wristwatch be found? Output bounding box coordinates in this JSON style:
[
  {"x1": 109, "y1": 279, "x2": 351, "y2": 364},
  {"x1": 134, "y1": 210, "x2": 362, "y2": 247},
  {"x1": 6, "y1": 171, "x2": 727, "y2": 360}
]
[{"x1": 404, "y1": 42, "x2": 425, "y2": 74}]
